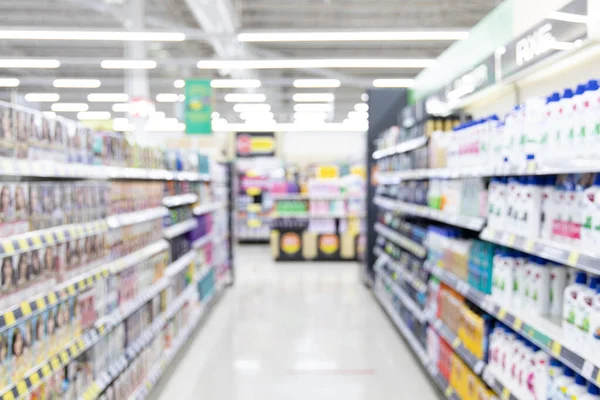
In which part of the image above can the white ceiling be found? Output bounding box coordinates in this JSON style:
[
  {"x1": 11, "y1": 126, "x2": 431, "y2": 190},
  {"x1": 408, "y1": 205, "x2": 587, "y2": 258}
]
[{"x1": 0, "y1": 0, "x2": 501, "y2": 125}]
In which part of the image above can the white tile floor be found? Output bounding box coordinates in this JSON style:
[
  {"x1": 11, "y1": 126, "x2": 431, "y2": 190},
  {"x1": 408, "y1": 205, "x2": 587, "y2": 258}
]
[{"x1": 151, "y1": 245, "x2": 440, "y2": 400}]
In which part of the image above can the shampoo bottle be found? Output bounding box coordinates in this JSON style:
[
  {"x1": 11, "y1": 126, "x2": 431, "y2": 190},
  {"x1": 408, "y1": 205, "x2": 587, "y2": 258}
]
[{"x1": 564, "y1": 272, "x2": 588, "y2": 347}]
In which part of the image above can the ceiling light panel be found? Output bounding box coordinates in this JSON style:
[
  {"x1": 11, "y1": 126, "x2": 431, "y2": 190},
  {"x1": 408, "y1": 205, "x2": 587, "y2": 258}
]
[
  {"x1": 0, "y1": 78, "x2": 19, "y2": 87},
  {"x1": 174, "y1": 79, "x2": 185, "y2": 88},
  {"x1": 0, "y1": 30, "x2": 185, "y2": 41},
  {"x1": 51, "y1": 103, "x2": 89, "y2": 112},
  {"x1": 211, "y1": 79, "x2": 261, "y2": 88},
  {"x1": 224, "y1": 93, "x2": 266, "y2": 103},
  {"x1": 372, "y1": 78, "x2": 415, "y2": 88},
  {"x1": 354, "y1": 103, "x2": 369, "y2": 112},
  {"x1": 43, "y1": 111, "x2": 56, "y2": 118},
  {"x1": 294, "y1": 103, "x2": 332, "y2": 112},
  {"x1": 233, "y1": 104, "x2": 271, "y2": 112},
  {"x1": 198, "y1": 59, "x2": 435, "y2": 69},
  {"x1": 240, "y1": 112, "x2": 275, "y2": 120},
  {"x1": 88, "y1": 93, "x2": 129, "y2": 102},
  {"x1": 156, "y1": 93, "x2": 179, "y2": 102},
  {"x1": 238, "y1": 31, "x2": 469, "y2": 42},
  {"x1": 293, "y1": 93, "x2": 335, "y2": 102},
  {"x1": 24, "y1": 93, "x2": 60, "y2": 102},
  {"x1": 293, "y1": 79, "x2": 340, "y2": 88},
  {"x1": 294, "y1": 112, "x2": 328, "y2": 120},
  {"x1": 77, "y1": 111, "x2": 111, "y2": 120},
  {"x1": 348, "y1": 111, "x2": 369, "y2": 119},
  {"x1": 101, "y1": 60, "x2": 157, "y2": 69},
  {"x1": 53, "y1": 79, "x2": 101, "y2": 88},
  {"x1": 0, "y1": 59, "x2": 59, "y2": 68},
  {"x1": 112, "y1": 103, "x2": 131, "y2": 112}
]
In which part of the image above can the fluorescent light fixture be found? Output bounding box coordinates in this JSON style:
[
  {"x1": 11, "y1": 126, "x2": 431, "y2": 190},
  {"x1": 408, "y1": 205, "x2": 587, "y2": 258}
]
[
  {"x1": 112, "y1": 103, "x2": 131, "y2": 112},
  {"x1": 548, "y1": 11, "x2": 588, "y2": 24},
  {"x1": 53, "y1": 79, "x2": 101, "y2": 88},
  {"x1": 238, "y1": 31, "x2": 469, "y2": 42},
  {"x1": 294, "y1": 112, "x2": 328, "y2": 120},
  {"x1": 348, "y1": 111, "x2": 368, "y2": 119},
  {"x1": 211, "y1": 79, "x2": 261, "y2": 88},
  {"x1": 43, "y1": 111, "x2": 56, "y2": 118},
  {"x1": 372, "y1": 78, "x2": 415, "y2": 88},
  {"x1": 293, "y1": 93, "x2": 334, "y2": 102},
  {"x1": 198, "y1": 59, "x2": 435, "y2": 69},
  {"x1": 293, "y1": 79, "x2": 340, "y2": 88},
  {"x1": 24, "y1": 93, "x2": 59, "y2": 102},
  {"x1": 294, "y1": 103, "x2": 332, "y2": 112},
  {"x1": 233, "y1": 104, "x2": 271, "y2": 113},
  {"x1": 77, "y1": 111, "x2": 111, "y2": 120},
  {"x1": 212, "y1": 118, "x2": 228, "y2": 126},
  {"x1": 88, "y1": 93, "x2": 129, "y2": 102},
  {"x1": 174, "y1": 79, "x2": 185, "y2": 88},
  {"x1": 178, "y1": 94, "x2": 185, "y2": 102},
  {"x1": 354, "y1": 103, "x2": 369, "y2": 112},
  {"x1": 156, "y1": 93, "x2": 179, "y2": 102},
  {"x1": 240, "y1": 112, "x2": 274, "y2": 120},
  {"x1": 211, "y1": 112, "x2": 220, "y2": 119},
  {"x1": 146, "y1": 121, "x2": 186, "y2": 132},
  {"x1": 101, "y1": 60, "x2": 157, "y2": 69},
  {"x1": 113, "y1": 118, "x2": 133, "y2": 132},
  {"x1": 0, "y1": 59, "x2": 59, "y2": 68},
  {"x1": 224, "y1": 93, "x2": 266, "y2": 103},
  {"x1": 361, "y1": 93, "x2": 369, "y2": 101},
  {"x1": 0, "y1": 78, "x2": 19, "y2": 87},
  {"x1": 0, "y1": 30, "x2": 185, "y2": 41},
  {"x1": 151, "y1": 111, "x2": 166, "y2": 119},
  {"x1": 51, "y1": 103, "x2": 89, "y2": 112}
]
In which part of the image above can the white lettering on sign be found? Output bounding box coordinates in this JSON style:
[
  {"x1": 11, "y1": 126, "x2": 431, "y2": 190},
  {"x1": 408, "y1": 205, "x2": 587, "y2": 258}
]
[{"x1": 516, "y1": 23, "x2": 555, "y2": 66}]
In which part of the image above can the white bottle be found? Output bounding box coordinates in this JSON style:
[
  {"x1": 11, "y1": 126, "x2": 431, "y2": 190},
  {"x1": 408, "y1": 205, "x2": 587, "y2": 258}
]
[
  {"x1": 530, "y1": 344, "x2": 550, "y2": 400},
  {"x1": 496, "y1": 178, "x2": 508, "y2": 230},
  {"x1": 581, "y1": 384, "x2": 600, "y2": 400},
  {"x1": 564, "y1": 272, "x2": 588, "y2": 348},
  {"x1": 568, "y1": 85, "x2": 587, "y2": 159},
  {"x1": 577, "y1": 276, "x2": 599, "y2": 347},
  {"x1": 567, "y1": 374, "x2": 589, "y2": 400},
  {"x1": 547, "y1": 358, "x2": 564, "y2": 400},
  {"x1": 560, "y1": 88, "x2": 576, "y2": 162},
  {"x1": 506, "y1": 177, "x2": 520, "y2": 233},
  {"x1": 522, "y1": 176, "x2": 543, "y2": 237},
  {"x1": 500, "y1": 327, "x2": 516, "y2": 376},
  {"x1": 492, "y1": 250, "x2": 505, "y2": 301},
  {"x1": 546, "y1": 92, "x2": 562, "y2": 165},
  {"x1": 553, "y1": 177, "x2": 569, "y2": 242},
  {"x1": 524, "y1": 256, "x2": 537, "y2": 309},
  {"x1": 554, "y1": 367, "x2": 576, "y2": 400},
  {"x1": 530, "y1": 257, "x2": 551, "y2": 315},
  {"x1": 512, "y1": 252, "x2": 528, "y2": 309},
  {"x1": 586, "y1": 80, "x2": 600, "y2": 160},
  {"x1": 581, "y1": 174, "x2": 600, "y2": 246},
  {"x1": 587, "y1": 284, "x2": 600, "y2": 363},
  {"x1": 550, "y1": 263, "x2": 568, "y2": 318}
]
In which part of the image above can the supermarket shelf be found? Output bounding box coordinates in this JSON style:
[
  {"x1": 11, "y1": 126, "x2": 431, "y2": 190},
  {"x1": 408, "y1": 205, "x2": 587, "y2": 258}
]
[
  {"x1": 0, "y1": 219, "x2": 108, "y2": 258},
  {"x1": 106, "y1": 207, "x2": 169, "y2": 229},
  {"x1": 163, "y1": 219, "x2": 198, "y2": 239},
  {"x1": 374, "y1": 248, "x2": 427, "y2": 293},
  {"x1": 373, "y1": 286, "x2": 459, "y2": 400},
  {"x1": 165, "y1": 249, "x2": 198, "y2": 277},
  {"x1": 423, "y1": 260, "x2": 600, "y2": 386},
  {"x1": 0, "y1": 158, "x2": 209, "y2": 181},
  {"x1": 481, "y1": 367, "x2": 523, "y2": 400},
  {"x1": 272, "y1": 193, "x2": 365, "y2": 200},
  {"x1": 374, "y1": 196, "x2": 486, "y2": 232},
  {"x1": 192, "y1": 232, "x2": 213, "y2": 249},
  {"x1": 272, "y1": 212, "x2": 365, "y2": 219},
  {"x1": 429, "y1": 317, "x2": 486, "y2": 376},
  {"x1": 0, "y1": 274, "x2": 169, "y2": 400},
  {"x1": 193, "y1": 201, "x2": 225, "y2": 216},
  {"x1": 375, "y1": 264, "x2": 427, "y2": 324},
  {"x1": 162, "y1": 193, "x2": 198, "y2": 208},
  {"x1": 374, "y1": 222, "x2": 426, "y2": 258},
  {"x1": 372, "y1": 135, "x2": 428, "y2": 160},
  {"x1": 79, "y1": 281, "x2": 201, "y2": 400},
  {"x1": 480, "y1": 228, "x2": 600, "y2": 275},
  {"x1": 0, "y1": 239, "x2": 169, "y2": 332}
]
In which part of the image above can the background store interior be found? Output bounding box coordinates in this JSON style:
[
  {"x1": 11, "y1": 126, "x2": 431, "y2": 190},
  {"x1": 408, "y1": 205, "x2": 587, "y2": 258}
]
[{"x1": 2, "y1": 0, "x2": 600, "y2": 400}]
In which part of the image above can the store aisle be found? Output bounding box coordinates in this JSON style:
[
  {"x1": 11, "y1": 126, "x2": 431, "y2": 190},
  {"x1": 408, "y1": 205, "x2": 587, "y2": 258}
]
[{"x1": 151, "y1": 246, "x2": 440, "y2": 400}]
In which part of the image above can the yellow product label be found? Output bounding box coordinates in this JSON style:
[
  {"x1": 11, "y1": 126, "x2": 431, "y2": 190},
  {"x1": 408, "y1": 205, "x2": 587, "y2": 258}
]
[
  {"x1": 280, "y1": 233, "x2": 301, "y2": 255},
  {"x1": 317, "y1": 165, "x2": 339, "y2": 179},
  {"x1": 567, "y1": 252, "x2": 580, "y2": 267},
  {"x1": 513, "y1": 319, "x2": 523, "y2": 330},
  {"x1": 319, "y1": 235, "x2": 339, "y2": 255},
  {"x1": 17, "y1": 238, "x2": 28, "y2": 251},
  {"x1": 551, "y1": 341, "x2": 561, "y2": 357}
]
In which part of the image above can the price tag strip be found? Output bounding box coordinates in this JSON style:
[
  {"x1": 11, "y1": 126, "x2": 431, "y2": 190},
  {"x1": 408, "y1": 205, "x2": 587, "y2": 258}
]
[{"x1": 374, "y1": 223, "x2": 427, "y2": 259}]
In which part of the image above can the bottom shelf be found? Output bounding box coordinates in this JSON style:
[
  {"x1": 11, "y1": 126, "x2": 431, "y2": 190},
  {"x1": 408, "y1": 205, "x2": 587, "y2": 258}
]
[
  {"x1": 127, "y1": 283, "x2": 225, "y2": 400},
  {"x1": 373, "y1": 285, "x2": 460, "y2": 400}
]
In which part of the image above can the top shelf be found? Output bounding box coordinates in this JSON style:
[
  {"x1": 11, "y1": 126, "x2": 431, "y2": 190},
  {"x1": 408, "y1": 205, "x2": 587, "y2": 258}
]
[
  {"x1": 272, "y1": 193, "x2": 365, "y2": 201},
  {"x1": 372, "y1": 136, "x2": 428, "y2": 160},
  {"x1": 0, "y1": 158, "x2": 210, "y2": 181}
]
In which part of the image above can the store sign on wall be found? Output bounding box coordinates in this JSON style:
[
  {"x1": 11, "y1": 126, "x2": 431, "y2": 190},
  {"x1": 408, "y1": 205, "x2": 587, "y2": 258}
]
[
  {"x1": 236, "y1": 132, "x2": 276, "y2": 157},
  {"x1": 497, "y1": 0, "x2": 588, "y2": 80},
  {"x1": 185, "y1": 79, "x2": 212, "y2": 134}
]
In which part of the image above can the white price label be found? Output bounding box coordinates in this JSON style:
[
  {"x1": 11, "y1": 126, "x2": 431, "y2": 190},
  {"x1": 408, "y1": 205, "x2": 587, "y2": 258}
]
[
  {"x1": 457, "y1": 281, "x2": 469, "y2": 295},
  {"x1": 474, "y1": 360, "x2": 485, "y2": 375},
  {"x1": 581, "y1": 361, "x2": 594, "y2": 380}
]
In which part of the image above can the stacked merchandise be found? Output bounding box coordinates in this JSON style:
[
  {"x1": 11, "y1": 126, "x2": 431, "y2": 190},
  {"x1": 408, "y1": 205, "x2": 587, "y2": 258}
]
[{"x1": 0, "y1": 102, "x2": 232, "y2": 400}]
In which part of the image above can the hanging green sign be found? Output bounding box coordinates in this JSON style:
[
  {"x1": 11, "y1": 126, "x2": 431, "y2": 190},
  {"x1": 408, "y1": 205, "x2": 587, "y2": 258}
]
[{"x1": 185, "y1": 79, "x2": 212, "y2": 134}]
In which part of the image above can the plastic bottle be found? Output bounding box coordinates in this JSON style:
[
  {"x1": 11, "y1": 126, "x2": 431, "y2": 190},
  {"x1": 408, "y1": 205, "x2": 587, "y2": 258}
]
[
  {"x1": 587, "y1": 80, "x2": 600, "y2": 160},
  {"x1": 530, "y1": 257, "x2": 551, "y2": 315},
  {"x1": 512, "y1": 252, "x2": 528, "y2": 309},
  {"x1": 550, "y1": 263, "x2": 568, "y2": 318},
  {"x1": 543, "y1": 93, "x2": 561, "y2": 167},
  {"x1": 530, "y1": 344, "x2": 550, "y2": 400},
  {"x1": 564, "y1": 272, "x2": 588, "y2": 347},
  {"x1": 582, "y1": 174, "x2": 600, "y2": 246},
  {"x1": 555, "y1": 367, "x2": 576, "y2": 400},
  {"x1": 522, "y1": 176, "x2": 543, "y2": 237},
  {"x1": 568, "y1": 85, "x2": 587, "y2": 159},
  {"x1": 581, "y1": 80, "x2": 599, "y2": 158},
  {"x1": 523, "y1": 256, "x2": 536, "y2": 309},
  {"x1": 577, "y1": 276, "x2": 599, "y2": 346},
  {"x1": 588, "y1": 282, "x2": 600, "y2": 360},
  {"x1": 547, "y1": 358, "x2": 564, "y2": 400},
  {"x1": 506, "y1": 177, "x2": 520, "y2": 233},
  {"x1": 581, "y1": 384, "x2": 600, "y2": 400},
  {"x1": 561, "y1": 88, "x2": 576, "y2": 162},
  {"x1": 567, "y1": 374, "x2": 589, "y2": 400},
  {"x1": 542, "y1": 175, "x2": 558, "y2": 239}
]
